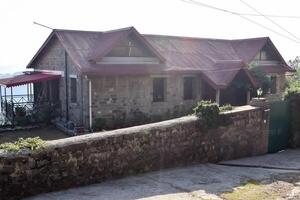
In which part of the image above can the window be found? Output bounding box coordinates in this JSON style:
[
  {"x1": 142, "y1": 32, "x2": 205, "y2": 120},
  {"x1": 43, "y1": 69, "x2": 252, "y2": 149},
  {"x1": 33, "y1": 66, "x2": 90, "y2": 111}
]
[
  {"x1": 183, "y1": 77, "x2": 196, "y2": 100},
  {"x1": 270, "y1": 76, "x2": 277, "y2": 94},
  {"x1": 70, "y1": 78, "x2": 77, "y2": 103},
  {"x1": 106, "y1": 36, "x2": 153, "y2": 57},
  {"x1": 153, "y1": 78, "x2": 166, "y2": 102}
]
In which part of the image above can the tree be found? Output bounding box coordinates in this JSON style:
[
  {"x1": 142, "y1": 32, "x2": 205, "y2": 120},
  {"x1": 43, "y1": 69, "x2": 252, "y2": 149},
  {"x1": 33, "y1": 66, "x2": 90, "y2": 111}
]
[{"x1": 288, "y1": 56, "x2": 300, "y2": 69}]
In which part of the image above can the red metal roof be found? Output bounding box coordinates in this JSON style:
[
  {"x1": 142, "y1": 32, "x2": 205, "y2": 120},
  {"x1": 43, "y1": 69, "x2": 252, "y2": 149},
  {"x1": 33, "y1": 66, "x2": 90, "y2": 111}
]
[
  {"x1": 0, "y1": 71, "x2": 61, "y2": 87},
  {"x1": 26, "y1": 27, "x2": 292, "y2": 89}
]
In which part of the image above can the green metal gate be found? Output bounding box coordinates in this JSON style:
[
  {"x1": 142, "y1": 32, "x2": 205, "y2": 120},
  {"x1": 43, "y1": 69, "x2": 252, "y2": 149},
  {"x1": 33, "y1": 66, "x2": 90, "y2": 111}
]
[{"x1": 268, "y1": 100, "x2": 289, "y2": 153}]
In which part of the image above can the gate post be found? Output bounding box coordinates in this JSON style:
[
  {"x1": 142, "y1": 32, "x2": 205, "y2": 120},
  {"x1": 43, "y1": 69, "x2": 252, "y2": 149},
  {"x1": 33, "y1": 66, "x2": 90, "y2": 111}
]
[{"x1": 250, "y1": 98, "x2": 270, "y2": 154}]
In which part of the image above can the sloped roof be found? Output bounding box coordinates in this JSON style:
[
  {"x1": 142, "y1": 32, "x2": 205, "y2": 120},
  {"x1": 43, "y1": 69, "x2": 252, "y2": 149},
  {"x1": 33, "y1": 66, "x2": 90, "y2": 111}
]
[
  {"x1": 27, "y1": 26, "x2": 292, "y2": 89},
  {"x1": 0, "y1": 71, "x2": 61, "y2": 87}
]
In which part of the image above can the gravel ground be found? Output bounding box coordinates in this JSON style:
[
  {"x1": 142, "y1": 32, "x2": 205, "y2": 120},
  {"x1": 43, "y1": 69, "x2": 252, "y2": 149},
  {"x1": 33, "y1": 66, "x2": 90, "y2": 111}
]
[{"x1": 0, "y1": 126, "x2": 68, "y2": 143}]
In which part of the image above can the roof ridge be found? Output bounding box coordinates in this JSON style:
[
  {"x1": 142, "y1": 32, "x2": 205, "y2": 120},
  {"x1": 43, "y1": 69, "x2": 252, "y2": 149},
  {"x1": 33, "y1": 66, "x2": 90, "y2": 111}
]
[
  {"x1": 102, "y1": 26, "x2": 134, "y2": 34},
  {"x1": 53, "y1": 29, "x2": 103, "y2": 33},
  {"x1": 143, "y1": 34, "x2": 229, "y2": 41},
  {"x1": 143, "y1": 34, "x2": 269, "y2": 42},
  {"x1": 231, "y1": 37, "x2": 269, "y2": 42}
]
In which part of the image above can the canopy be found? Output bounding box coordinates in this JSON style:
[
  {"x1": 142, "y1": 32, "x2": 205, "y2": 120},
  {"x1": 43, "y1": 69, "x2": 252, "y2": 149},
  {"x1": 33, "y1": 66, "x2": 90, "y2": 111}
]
[{"x1": 0, "y1": 71, "x2": 61, "y2": 87}]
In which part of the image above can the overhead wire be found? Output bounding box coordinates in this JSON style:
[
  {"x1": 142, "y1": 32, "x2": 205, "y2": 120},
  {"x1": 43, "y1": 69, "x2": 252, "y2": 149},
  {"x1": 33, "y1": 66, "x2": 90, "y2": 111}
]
[
  {"x1": 180, "y1": 0, "x2": 300, "y2": 44},
  {"x1": 239, "y1": 0, "x2": 300, "y2": 43}
]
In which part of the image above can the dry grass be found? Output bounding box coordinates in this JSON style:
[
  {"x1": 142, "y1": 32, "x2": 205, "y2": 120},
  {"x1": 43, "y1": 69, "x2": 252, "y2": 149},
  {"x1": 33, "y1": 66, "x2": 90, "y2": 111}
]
[{"x1": 221, "y1": 179, "x2": 300, "y2": 200}]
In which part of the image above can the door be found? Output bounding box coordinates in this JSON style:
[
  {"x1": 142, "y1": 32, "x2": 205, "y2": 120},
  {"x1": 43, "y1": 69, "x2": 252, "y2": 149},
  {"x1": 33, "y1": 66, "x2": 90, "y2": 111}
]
[{"x1": 268, "y1": 100, "x2": 289, "y2": 153}]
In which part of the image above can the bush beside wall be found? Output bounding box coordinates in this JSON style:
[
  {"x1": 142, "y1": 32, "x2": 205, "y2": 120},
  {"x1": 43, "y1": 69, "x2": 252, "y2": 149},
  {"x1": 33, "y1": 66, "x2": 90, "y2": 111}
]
[{"x1": 0, "y1": 106, "x2": 268, "y2": 200}]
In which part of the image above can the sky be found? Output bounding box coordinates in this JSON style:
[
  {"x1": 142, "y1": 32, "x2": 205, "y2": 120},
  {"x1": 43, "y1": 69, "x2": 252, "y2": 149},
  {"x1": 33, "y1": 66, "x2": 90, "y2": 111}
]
[{"x1": 1, "y1": 0, "x2": 300, "y2": 73}]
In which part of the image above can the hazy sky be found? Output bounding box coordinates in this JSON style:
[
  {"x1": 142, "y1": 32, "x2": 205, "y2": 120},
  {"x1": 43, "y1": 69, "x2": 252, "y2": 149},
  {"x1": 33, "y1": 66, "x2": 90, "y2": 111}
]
[{"x1": 1, "y1": 0, "x2": 300, "y2": 73}]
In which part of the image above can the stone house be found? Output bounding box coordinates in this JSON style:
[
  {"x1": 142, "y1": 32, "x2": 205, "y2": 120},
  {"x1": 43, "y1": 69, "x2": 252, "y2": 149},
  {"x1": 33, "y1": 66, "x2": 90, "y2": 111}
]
[{"x1": 26, "y1": 27, "x2": 293, "y2": 130}]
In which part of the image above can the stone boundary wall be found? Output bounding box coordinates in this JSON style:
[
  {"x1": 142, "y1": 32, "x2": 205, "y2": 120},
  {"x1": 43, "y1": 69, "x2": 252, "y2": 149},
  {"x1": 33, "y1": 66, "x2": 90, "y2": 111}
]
[{"x1": 0, "y1": 105, "x2": 268, "y2": 200}]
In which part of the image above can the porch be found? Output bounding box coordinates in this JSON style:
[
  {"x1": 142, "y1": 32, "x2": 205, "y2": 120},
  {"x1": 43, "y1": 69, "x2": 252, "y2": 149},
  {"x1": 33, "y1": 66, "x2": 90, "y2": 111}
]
[
  {"x1": 201, "y1": 68, "x2": 257, "y2": 106},
  {"x1": 0, "y1": 71, "x2": 61, "y2": 127}
]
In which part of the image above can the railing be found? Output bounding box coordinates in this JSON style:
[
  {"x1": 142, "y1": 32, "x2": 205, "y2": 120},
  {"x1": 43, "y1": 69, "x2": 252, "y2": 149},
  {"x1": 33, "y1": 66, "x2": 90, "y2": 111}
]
[
  {"x1": 0, "y1": 94, "x2": 61, "y2": 126},
  {"x1": 1, "y1": 94, "x2": 34, "y2": 116}
]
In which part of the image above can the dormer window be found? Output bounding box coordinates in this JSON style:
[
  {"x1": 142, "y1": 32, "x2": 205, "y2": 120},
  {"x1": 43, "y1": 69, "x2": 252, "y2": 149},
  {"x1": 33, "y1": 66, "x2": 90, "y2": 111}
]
[{"x1": 106, "y1": 36, "x2": 154, "y2": 57}]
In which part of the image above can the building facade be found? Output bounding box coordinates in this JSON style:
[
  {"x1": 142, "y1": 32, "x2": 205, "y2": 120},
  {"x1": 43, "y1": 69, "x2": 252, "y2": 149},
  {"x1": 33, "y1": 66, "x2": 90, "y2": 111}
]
[{"x1": 27, "y1": 27, "x2": 294, "y2": 130}]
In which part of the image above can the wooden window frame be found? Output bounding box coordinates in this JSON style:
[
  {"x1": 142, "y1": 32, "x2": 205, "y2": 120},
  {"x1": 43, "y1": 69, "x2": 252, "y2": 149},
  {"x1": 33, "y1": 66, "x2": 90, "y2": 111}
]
[
  {"x1": 270, "y1": 76, "x2": 277, "y2": 94},
  {"x1": 70, "y1": 77, "x2": 77, "y2": 103},
  {"x1": 153, "y1": 77, "x2": 166, "y2": 102},
  {"x1": 183, "y1": 77, "x2": 196, "y2": 100}
]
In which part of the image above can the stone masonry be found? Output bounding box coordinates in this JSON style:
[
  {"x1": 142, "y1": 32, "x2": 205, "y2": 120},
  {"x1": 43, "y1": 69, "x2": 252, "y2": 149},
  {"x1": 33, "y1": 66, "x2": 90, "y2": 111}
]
[
  {"x1": 0, "y1": 105, "x2": 269, "y2": 200},
  {"x1": 31, "y1": 36, "x2": 202, "y2": 129},
  {"x1": 90, "y1": 75, "x2": 201, "y2": 129}
]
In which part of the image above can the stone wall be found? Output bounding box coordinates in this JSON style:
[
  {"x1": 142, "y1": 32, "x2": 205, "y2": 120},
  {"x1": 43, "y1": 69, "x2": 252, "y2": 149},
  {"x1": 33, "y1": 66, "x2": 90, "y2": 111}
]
[
  {"x1": 0, "y1": 105, "x2": 268, "y2": 200},
  {"x1": 91, "y1": 75, "x2": 201, "y2": 129},
  {"x1": 288, "y1": 93, "x2": 300, "y2": 147}
]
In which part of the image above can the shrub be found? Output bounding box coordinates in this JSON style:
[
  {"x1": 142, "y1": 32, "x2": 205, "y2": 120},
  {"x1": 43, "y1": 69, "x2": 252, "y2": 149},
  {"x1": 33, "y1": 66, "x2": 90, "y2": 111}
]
[
  {"x1": 219, "y1": 104, "x2": 233, "y2": 112},
  {"x1": 0, "y1": 137, "x2": 45, "y2": 152},
  {"x1": 193, "y1": 100, "x2": 220, "y2": 130},
  {"x1": 284, "y1": 71, "x2": 300, "y2": 100},
  {"x1": 284, "y1": 86, "x2": 300, "y2": 100},
  {"x1": 94, "y1": 117, "x2": 107, "y2": 131}
]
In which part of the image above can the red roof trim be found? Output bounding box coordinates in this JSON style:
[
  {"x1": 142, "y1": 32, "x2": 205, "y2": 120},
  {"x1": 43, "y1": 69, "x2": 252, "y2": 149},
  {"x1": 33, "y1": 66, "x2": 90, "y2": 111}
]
[{"x1": 0, "y1": 72, "x2": 61, "y2": 87}]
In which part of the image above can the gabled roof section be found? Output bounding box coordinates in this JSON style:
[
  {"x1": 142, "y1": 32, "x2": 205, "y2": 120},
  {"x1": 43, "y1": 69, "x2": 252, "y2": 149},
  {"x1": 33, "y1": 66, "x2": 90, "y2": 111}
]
[
  {"x1": 89, "y1": 27, "x2": 165, "y2": 63},
  {"x1": 230, "y1": 37, "x2": 268, "y2": 63},
  {"x1": 27, "y1": 27, "x2": 165, "y2": 70},
  {"x1": 26, "y1": 29, "x2": 103, "y2": 69},
  {"x1": 231, "y1": 37, "x2": 288, "y2": 66}
]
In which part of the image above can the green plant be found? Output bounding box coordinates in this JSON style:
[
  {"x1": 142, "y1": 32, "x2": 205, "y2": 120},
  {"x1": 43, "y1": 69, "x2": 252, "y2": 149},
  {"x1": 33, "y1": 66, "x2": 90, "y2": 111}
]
[
  {"x1": 284, "y1": 86, "x2": 300, "y2": 100},
  {"x1": 130, "y1": 110, "x2": 150, "y2": 125},
  {"x1": 193, "y1": 100, "x2": 220, "y2": 130},
  {"x1": 94, "y1": 117, "x2": 107, "y2": 131},
  {"x1": 0, "y1": 137, "x2": 45, "y2": 152},
  {"x1": 284, "y1": 69, "x2": 300, "y2": 100},
  {"x1": 219, "y1": 104, "x2": 233, "y2": 112}
]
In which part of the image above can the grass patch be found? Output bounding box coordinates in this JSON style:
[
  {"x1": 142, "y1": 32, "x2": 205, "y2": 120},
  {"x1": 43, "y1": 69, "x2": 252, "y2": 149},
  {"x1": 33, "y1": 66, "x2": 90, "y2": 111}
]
[
  {"x1": 0, "y1": 137, "x2": 45, "y2": 152},
  {"x1": 221, "y1": 180, "x2": 279, "y2": 200}
]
